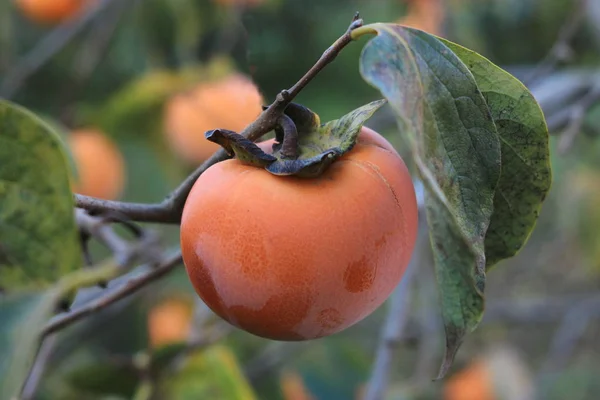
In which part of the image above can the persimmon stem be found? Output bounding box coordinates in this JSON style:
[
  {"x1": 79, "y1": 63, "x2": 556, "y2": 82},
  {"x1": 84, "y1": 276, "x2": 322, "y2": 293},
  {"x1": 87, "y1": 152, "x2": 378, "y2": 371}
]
[
  {"x1": 75, "y1": 13, "x2": 365, "y2": 223},
  {"x1": 277, "y1": 114, "x2": 299, "y2": 159}
]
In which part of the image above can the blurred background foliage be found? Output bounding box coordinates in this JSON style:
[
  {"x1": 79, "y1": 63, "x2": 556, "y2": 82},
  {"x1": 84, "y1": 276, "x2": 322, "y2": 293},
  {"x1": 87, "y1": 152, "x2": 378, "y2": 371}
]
[{"x1": 2, "y1": 0, "x2": 600, "y2": 399}]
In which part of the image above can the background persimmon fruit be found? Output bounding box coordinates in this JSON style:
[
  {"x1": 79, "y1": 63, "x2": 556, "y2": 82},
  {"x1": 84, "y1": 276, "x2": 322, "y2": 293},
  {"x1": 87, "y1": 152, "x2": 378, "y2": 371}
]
[
  {"x1": 443, "y1": 359, "x2": 495, "y2": 400},
  {"x1": 163, "y1": 73, "x2": 264, "y2": 165},
  {"x1": 15, "y1": 0, "x2": 90, "y2": 25},
  {"x1": 280, "y1": 370, "x2": 315, "y2": 400},
  {"x1": 180, "y1": 126, "x2": 419, "y2": 340},
  {"x1": 147, "y1": 297, "x2": 194, "y2": 348},
  {"x1": 69, "y1": 128, "x2": 126, "y2": 200}
]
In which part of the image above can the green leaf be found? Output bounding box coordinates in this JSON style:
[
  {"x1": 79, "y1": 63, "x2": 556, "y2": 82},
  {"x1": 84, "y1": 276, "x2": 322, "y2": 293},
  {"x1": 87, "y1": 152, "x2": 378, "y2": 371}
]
[
  {"x1": 0, "y1": 290, "x2": 62, "y2": 400},
  {"x1": 0, "y1": 100, "x2": 81, "y2": 291},
  {"x1": 65, "y1": 357, "x2": 139, "y2": 397},
  {"x1": 157, "y1": 345, "x2": 257, "y2": 400},
  {"x1": 358, "y1": 24, "x2": 502, "y2": 377},
  {"x1": 207, "y1": 100, "x2": 387, "y2": 178},
  {"x1": 439, "y1": 38, "x2": 552, "y2": 269},
  {"x1": 150, "y1": 342, "x2": 188, "y2": 372}
]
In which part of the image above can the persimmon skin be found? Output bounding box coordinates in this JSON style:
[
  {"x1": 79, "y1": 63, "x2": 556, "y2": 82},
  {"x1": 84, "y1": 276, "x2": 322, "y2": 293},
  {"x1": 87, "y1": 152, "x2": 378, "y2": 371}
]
[
  {"x1": 15, "y1": 0, "x2": 89, "y2": 25},
  {"x1": 180, "y1": 127, "x2": 418, "y2": 340},
  {"x1": 69, "y1": 129, "x2": 125, "y2": 200}
]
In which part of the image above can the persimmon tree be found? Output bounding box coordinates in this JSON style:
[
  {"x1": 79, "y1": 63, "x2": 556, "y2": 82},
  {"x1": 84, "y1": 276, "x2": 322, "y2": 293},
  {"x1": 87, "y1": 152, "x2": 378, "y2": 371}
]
[{"x1": 0, "y1": 13, "x2": 551, "y2": 400}]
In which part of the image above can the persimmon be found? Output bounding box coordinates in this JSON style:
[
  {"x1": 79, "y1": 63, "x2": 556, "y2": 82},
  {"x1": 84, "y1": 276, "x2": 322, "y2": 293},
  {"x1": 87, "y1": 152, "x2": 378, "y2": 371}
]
[
  {"x1": 147, "y1": 297, "x2": 193, "y2": 348},
  {"x1": 15, "y1": 0, "x2": 90, "y2": 25},
  {"x1": 69, "y1": 129, "x2": 125, "y2": 200},
  {"x1": 280, "y1": 370, "x2": 315, "y2": 400},
  {"x1": 180, "y1": 126, "x2": 419, "y2": 340},
  {"x1": 397, "y1": 0, "x2": 444, "y2": 35},
  {"x1": 163, "y1": 73, "x2": 264, "y2": 165},
  {"x1": 443, "y1": 360, "x2": 495, "y2": 400}
]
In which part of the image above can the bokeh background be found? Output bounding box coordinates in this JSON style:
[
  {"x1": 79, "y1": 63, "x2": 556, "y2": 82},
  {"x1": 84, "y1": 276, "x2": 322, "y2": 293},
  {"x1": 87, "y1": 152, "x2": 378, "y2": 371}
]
[{"x1": 2, "y1": 0, "x2": 600, "y2": 399}]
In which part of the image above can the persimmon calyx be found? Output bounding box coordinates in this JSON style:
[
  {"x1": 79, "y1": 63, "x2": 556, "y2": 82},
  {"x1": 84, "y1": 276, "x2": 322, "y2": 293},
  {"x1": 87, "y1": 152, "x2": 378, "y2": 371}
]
[{"x1": 205, "y1": 99, "x2": 387, "y2": 178}]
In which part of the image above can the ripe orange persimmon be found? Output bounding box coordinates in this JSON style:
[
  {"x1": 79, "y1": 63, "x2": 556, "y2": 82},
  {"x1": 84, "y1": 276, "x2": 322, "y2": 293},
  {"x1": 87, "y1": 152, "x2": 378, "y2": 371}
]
[
  {"x1": 147, "y1": 297, "x2": 193, "y2": 348},
  {"x1": 180, "y1": 127, "x2": 419, "y2": 340},
  {"x1": 164, "y1": 73, "x2": 264, "y2": 164},
  {"x1": 443, "y1": 360, "x2": 495, "y2": 400},
  {"x1": 280, "y1": 370, "x2": 315, "y2": 400},
  {"x1": 397, "y1": 0, "x2": 444, "y2": 35},
  {"x1": 15, "y1": 0, "x2": 90, "y2": 25},
  {"x1": 69, "y1": 129, "x2": 125, "y2": 200}
]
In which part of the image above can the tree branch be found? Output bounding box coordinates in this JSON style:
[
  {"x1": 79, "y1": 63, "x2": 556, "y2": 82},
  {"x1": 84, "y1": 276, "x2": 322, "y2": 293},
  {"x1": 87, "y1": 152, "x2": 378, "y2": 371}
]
[
  {"x1": 74, "y1": 13, "x2": 366, "y2": 224},
  {"x1": 364, "y1": 190, "x2": 427, "y2": 400},
  {"x1": 363, "y1": 260, "x2": 418, "y2": 400},
  {"x1": 523, "y1": 0, "x2": 587, "y2": 86},
  {"x1": 20, "y1": 336, "x2": 58, "y2": 400},
  {"x1": 42, "y1": 250, "x2": 183, "y2": 337},
  {"x1": 0, "y1": 0, "x2": 120, "y2": 99},
  {"x1": 554, "y1": 83, "x2": 600, "y2": 153}
]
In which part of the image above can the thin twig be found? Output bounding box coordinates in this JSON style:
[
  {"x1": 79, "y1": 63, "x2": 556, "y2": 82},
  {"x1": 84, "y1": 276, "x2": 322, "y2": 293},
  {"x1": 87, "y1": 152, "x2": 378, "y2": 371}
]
[
  {"x1": 556, "y1": 83, "x2": 600, "y2": 153},
  {"x1": 523, "y1": 0, "x2": 587, "y2": 86},
  {"x1": 76, "y1": 209, "x2": 129, "y2": 258},
  {"x1": 534, "y1": 297, "x2": 599, "y2": 400},
  {"x1": 245, "y1": 342, "x2": 310, "y2": 383},
  {"x1": 364, "y1": 209, "x2": 427, "y2": 400},
  {"x1": 76, "y1": 209, "x2": 161, "y2": 267},
  {"x1": 20, "y1": 335, "x2": 58, "y2": 400},
  {"x1": 42, "y1": 251, "x2": 183, "y2": 337},
  {"x1": 363, "y1": 262, "x2": 418, "y2": 400},
  {"x1": 0, "y1": 0, "x2": 119, "y2": 99},
  {"x1": 75, "y1": 195, "x2": 180, "y2": 223},
  {"x1": 74, "y1": 13, "x2": 365, "y2": 224},
  {"x1": 59, "y1": 0, "x2": 132, "y2": 124},
  {"x1": 411, "y1": 254, "x2": 443, "y2": 387}
]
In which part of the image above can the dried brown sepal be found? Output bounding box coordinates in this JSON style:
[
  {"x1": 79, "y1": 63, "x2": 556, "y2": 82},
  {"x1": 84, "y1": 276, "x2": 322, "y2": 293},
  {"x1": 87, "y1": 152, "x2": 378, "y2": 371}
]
[{"x1": 206, "y1": 99, "x2": 387, "y2": 178}]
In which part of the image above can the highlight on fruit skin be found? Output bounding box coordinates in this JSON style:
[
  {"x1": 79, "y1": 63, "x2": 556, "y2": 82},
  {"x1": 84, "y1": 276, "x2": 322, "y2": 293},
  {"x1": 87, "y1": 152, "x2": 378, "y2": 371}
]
[
  {"x1": 180, "y1": 126, "x2": 419, "y2": 341},
  {"x1": 147, "y1": 296, "x2": 194, "y2": 348},
  {"x1": 14, "y1": 0, "x2": 91, "y2": 25},
  {"x1": 68, "y1": 128, "x2": 126, "y2": 201},
  {"x1": 163, "y1": 73, "x2": 264, "y2": 165},
  {"x1": 443, "y1": 359, "x2": 495, "y2": 400}
]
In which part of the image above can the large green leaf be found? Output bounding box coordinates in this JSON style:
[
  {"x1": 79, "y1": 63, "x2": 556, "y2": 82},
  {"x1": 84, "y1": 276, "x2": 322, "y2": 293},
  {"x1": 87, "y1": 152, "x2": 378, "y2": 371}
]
[
  {"x1": 358, "y1": 24, "x2": 502, "y2": 377},
  {"x1": 0, "y1": 290, "x2": 61, "y2": 400},
  {"x1": 439, "y1": 39, "x2": 552, "y2": 269},
  {"x1": 0, "y1": 100, "x2": 81, "y2": 291}
]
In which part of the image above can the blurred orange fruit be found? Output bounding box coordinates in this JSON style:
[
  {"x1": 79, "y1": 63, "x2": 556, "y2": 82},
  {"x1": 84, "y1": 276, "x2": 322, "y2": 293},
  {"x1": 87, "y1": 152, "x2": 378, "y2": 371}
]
[
  {"x1": 69, "y1": 129, "x2": 125, "y2": 200},
  {"x1": 15, "y1": 0, "x2": 91, "y2": 25},
  {"x1": 163, "y1": 73, "x2": 264, "y2": 164},
  {"x1": 397, "y1": 0, "x2": 445, "y2": 35},
  {"x1": 148, "y1": 297, "x2": 194, "y2": 348},
  {"x1": 280, "y1": 370, "x2": 315, "y2": 400},
  {"x1": 443, "y1": 360, "x2": 495, "y2": 400}
]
